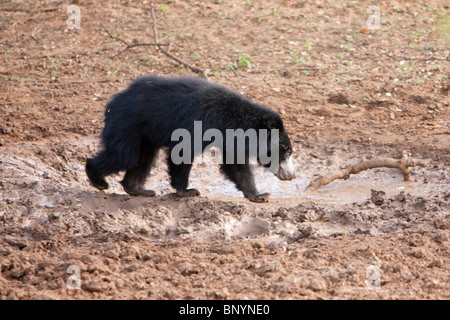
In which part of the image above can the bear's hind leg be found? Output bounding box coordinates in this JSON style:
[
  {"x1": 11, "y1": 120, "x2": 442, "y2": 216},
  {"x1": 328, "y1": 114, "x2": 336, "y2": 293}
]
[
  {"x1": 86, "y1": 150, "x2": 122, "y2": 191},
  {"x1": 121, "y1": 143, "x2": 158, "y2": 197},
  {"x1": 220, "y1": 163, "x2": 270, "y2": 203}
]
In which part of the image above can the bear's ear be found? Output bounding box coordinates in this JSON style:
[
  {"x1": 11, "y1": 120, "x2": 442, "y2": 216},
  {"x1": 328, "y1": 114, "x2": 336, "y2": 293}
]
[
  {"x1": 267, "y1": 119, "x2": 276, "y2": 129},
  {"x1": 262, "y1": 116, "x2": 279, "y2": 130}
]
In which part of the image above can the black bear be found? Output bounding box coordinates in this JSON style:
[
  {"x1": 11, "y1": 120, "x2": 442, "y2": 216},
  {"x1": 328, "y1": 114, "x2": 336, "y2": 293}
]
[{"x1": 86, "y1": 76, "x2": 294, "y2": 202}]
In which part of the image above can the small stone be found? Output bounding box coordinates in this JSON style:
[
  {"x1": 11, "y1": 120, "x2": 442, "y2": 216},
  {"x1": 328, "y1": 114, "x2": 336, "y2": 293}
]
[
  {"x1": 47, "y1": 213, "x2": 60, "y2": 222},
  {"x1": 210, "y1": 244, "x2": 234, "y2": 255},
  {"x1": 82, "y1": 279, "x2": 104, "y2": 292},
  {"x1": 273, "y1": 207, "x2": 289, "y2": 218},
  {"x1": 327, "y1": 92, "x2": 349, "y2": 105},
  {"x1": 408, "y1": 248, "x2": 426, "y2": 259},
  {"x1": 371, "y1": 189, "x2": 386, "y2": 206},
  {"x1": 307, "y1": 277, "x2": 327, "y2": 292},
  {"x1": 433, "y1": 219, "x2": 447, "y2": 230},
  {"x1": 428, "y1": 259, "x2": 443, "y2": 268},
  {"x1": 179, "y1": 264, "x2": 199, "y2": 276}
]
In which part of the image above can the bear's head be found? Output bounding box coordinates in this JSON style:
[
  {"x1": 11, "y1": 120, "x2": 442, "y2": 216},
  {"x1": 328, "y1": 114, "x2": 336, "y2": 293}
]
[{"x1": 259, "y1": 112, "x2": 295, "y2": 181}]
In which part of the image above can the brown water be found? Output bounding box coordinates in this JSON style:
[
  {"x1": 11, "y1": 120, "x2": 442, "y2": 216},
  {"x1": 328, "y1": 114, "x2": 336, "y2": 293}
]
[{"x1": 143, "y1": 160, "x2": 440, "y2": 205}]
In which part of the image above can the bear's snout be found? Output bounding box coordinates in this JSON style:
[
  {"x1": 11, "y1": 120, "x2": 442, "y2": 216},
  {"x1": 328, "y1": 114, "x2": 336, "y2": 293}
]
[{"x1": 275, "y1": 156, "x2": 295, "y2": 180}]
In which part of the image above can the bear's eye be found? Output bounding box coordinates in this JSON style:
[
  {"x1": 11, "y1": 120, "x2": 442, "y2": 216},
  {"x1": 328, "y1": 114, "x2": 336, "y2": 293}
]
[{"x1": 280, "y1": 144, "x2": 292, "y2": 156}]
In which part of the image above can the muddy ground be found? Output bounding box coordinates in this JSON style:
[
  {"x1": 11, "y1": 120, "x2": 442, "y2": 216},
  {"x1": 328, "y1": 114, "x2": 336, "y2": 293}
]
[{"x1": 0, "y1": 1, "x2": 449, "y2": 300}]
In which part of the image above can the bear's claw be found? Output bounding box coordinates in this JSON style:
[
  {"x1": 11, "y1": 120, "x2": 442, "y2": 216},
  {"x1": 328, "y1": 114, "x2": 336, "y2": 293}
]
[{"x1": 176, "y1": 189, "x2": 201, "y2": 198}]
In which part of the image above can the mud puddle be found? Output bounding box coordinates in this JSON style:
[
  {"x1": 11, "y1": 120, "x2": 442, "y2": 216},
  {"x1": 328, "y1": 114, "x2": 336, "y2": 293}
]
[
  {"x1": 1, "y1": 136, "x2": 445, "y2": 206},
  {"x1": 189, "y1": 166, "x2": 435, "y2": 204},
  {"x1": 136, "y1": 149, "x2": 444, "y2": 206}
]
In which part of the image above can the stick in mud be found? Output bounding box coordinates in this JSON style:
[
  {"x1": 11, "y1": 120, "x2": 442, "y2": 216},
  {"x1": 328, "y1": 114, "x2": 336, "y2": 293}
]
[{"x1": 307, "y1": 150, "x2": 431, "y2": 191}]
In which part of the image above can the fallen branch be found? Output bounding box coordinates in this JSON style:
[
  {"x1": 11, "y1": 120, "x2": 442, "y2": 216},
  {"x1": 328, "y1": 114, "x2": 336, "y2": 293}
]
[
  {"x1": 149, "y1": 4, "x2": 208, "y2": 79},
  {"x1": 100, "y1": 6, "x2": 208, "y2": 78},
  {"x1": 100, "y1": 23, "x2": 169, "y2": 54},
  {"x1": 1, "y1": 7, "x2": 59, "y2": 13},
  {"x1": 307, "y1": 151, "x2": 430, "y2": 191}
]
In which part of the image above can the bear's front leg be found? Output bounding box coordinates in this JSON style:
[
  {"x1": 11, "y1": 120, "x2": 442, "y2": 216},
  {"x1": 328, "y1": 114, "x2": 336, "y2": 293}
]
[
  {"x1": 176, "y1": 189, "x2": 201, "y2": 197},
  {"x1": 220, "y1": 164, "x2": 270, "y2": 203},
  {"x1": 247, "y1": 192, "x2": 270, "y2": 203},
  {"x1": 122, "y1": 186, "x2": 157, "y2": 197}
]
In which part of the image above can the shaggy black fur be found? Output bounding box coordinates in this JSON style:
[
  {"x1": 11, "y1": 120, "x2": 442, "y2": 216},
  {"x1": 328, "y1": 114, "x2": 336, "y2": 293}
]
[{"x1": 86, "y1": 75, "x2": 293, "y2": 202}]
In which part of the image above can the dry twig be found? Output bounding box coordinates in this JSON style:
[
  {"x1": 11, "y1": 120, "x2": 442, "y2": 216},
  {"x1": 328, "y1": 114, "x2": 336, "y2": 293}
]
[
  {"x1": 100, "y1": 23, "x2": 168, "y2": 55},
  {"x1": 149, "y1": 4, "x2": 208, "y2": 78},
  {"x1": 307, "y1": 151, "x2": 430, "y2": 191},
  {"x1": 100, "y1": 5, "x2": 208, "y2": 78},
  {"x1": 1, "y1": 7, "x2": 59, "y2": 13}
]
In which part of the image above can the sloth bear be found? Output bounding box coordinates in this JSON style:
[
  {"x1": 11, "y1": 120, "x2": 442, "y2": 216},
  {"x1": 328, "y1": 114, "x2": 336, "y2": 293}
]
[{"x1": 86, "y1": 76, "x2": 294, "y2": 203}]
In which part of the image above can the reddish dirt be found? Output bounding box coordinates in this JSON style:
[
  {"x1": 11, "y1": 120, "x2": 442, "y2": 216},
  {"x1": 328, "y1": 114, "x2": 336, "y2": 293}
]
[{"x1": 0, "y1": 1, "x2": 449, "y2": 300}]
